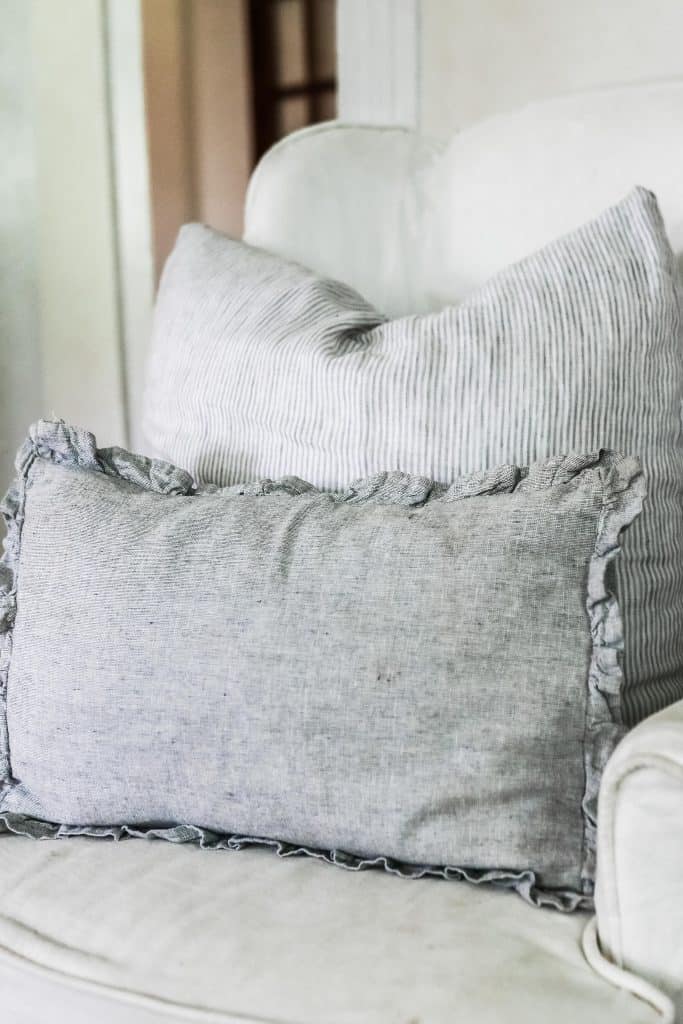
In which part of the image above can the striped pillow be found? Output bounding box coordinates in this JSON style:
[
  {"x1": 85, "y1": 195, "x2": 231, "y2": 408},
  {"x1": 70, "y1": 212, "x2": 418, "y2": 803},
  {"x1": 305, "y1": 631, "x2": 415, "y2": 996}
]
[{"x1": 143, "y1": 187, "x2": 683, "y2": 725}]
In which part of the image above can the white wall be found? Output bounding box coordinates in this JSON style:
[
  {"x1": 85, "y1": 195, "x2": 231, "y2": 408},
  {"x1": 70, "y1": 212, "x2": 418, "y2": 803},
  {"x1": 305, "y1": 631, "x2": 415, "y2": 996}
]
[
  {"x1": 419, "y1": 0, "x2": 683, "y2": 137},
  {"x1": 337, "y1": 0, "x2": 683, "y2": 137},
  {"x1": 0, "y1": 0, "x2": 41, "y2": 488},
  {"x1": 337, "y1": 0, "x2": 419, "y2": 126}
]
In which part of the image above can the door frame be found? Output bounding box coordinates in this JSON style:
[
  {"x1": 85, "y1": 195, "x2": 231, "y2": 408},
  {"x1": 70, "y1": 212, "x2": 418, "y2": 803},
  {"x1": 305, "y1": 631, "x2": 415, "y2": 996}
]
[{"x1": 336, "y1": 0, "x2": 421, "y2": 127}]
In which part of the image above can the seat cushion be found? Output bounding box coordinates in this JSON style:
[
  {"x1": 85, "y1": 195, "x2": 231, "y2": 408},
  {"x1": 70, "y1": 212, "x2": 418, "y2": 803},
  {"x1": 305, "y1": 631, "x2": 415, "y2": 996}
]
[{"x1": 0, "y1": 835, "x2": 661, "y2": 1023}]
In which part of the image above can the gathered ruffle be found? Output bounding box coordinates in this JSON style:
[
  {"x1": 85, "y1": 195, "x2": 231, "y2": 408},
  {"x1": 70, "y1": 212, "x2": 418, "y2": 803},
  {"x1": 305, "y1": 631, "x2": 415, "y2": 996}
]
[
  {"x1": 0, "y1": 812, "x2": 591, "y2": 912},
  {"x1": 0, "y1": 421, "x2": 644, "y2": 911},
  {"x1": 580, "y1": 452, "x2": 645, "y2": 890}
]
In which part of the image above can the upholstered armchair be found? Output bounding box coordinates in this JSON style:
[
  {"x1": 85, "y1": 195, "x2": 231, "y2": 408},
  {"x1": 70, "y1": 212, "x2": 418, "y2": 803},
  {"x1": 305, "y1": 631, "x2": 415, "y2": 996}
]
[{"x1": 1, "y1": 82, "x2": 681, "y2": 1024}]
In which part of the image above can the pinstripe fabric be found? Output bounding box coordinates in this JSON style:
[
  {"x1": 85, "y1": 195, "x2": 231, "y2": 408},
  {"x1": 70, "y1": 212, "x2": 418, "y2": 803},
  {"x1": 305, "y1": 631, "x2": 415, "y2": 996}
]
[{"x1": 143, "y1": 188, "x2": 683, "y2": 725}]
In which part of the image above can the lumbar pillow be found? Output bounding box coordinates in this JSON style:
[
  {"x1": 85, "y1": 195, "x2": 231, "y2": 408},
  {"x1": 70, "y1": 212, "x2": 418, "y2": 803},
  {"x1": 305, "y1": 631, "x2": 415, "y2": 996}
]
[
  {"x1": 143, "y1": 187, "x2": 683, "y2": 725},
  {"x1": 0, "y1": 421, "x2": 643, "y2": 909}
]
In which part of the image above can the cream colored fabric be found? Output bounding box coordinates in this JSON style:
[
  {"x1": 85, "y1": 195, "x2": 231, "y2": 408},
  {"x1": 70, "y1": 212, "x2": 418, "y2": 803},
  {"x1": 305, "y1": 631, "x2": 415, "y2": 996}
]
[
  {"x1": 245, "y1": 123, "x2": 440, "y2": 318},
  {"x1": 582, "y1": 919, "x2": 676, "y2": 1024},
  {"x1": 595, "y1": 698, "x2": 683, "y2": 1008},
  {"x1": 0, "y1": 835, "x2": 664, "y2": 1023},
  {"x1": 244, "y1": 81, "x2": 683, "y2": 318}
]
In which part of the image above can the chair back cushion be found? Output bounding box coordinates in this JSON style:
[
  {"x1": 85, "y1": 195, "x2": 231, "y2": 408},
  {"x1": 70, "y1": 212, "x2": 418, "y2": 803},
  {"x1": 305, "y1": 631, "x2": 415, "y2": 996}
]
[{"x1": 244, "y1": 81, "x2": 683, "y2": 316}]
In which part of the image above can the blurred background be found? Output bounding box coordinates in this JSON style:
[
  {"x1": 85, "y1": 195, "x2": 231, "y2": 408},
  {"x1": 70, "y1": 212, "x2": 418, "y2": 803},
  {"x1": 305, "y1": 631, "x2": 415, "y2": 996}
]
[
  {"x1": 2, "y1": 0, "x2": 682, "y2": 487},
  {"x1": 2, "y1": 0, "x2": 339, "y2": 487},
  {"x1": 143, "y1": 0, "x2": 336, "y2": 274}
]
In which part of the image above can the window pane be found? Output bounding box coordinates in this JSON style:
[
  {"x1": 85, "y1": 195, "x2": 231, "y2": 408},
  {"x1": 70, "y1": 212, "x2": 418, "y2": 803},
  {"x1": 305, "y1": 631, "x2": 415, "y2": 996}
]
[
  {"x1": 311, "y1": 0, "x2": 336, "y2": 79},
  {"x1": 274, "y1": 0, "x2": 306, "y2": 87},
  {"x1": 276, "y1": 95, "x2": 310, "y2": 136},
  {"x1": 317, "y1": 88, "x2": 336, "y2": 120}
]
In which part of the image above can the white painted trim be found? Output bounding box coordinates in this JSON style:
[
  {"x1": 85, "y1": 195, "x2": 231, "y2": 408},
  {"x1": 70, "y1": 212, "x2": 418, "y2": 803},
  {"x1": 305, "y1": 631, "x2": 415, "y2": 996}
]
[
  {"x1": 105, "y1": 0, "x2": 155, "y2": 451},
  {"x1": 336, "y1": 0, "x2": 420, "y2": 128},
  {"x1": 1, "y1": 1, "x2": 41, "y2": 489},
  {"x1": 31, "y1": 0, "x2": 127, "y2": 446},
  {"x1": 29, "y1": 0, "x2": 153, "y2": 452}
]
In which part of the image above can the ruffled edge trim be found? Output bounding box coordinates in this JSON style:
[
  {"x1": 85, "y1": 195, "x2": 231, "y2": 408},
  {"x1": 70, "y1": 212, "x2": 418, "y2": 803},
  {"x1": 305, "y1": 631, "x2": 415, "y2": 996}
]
[
  {"x1": 0, "y1": 421, "x2": 645, "y2": 912},
  {"x1": 580, "y1": 452, "x2": 646, "y2": 891},
  {"x1": 0, "y1": 814, "x2": 590, "y2": 912}
]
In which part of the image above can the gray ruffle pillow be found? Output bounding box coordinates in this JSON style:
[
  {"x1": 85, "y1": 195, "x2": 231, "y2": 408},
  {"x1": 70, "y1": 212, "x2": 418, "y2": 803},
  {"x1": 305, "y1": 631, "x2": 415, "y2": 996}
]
[{"x1": 0, "y1": 421, "x2": 643, "y2": 910}]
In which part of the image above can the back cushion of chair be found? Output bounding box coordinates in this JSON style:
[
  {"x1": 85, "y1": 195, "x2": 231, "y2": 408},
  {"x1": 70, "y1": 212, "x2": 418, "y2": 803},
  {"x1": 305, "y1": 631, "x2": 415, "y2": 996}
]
[{"x1": 244, "y1": 81, "x2": 683, "y2": 316}]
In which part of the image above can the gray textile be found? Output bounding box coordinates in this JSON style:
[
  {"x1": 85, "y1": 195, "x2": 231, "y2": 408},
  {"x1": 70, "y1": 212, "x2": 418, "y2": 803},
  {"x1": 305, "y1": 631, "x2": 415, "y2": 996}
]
[
  {"x1": 0, "y1": 422, "x2": 643, "y2": 909},
  {"x1": 143, "y1": 187, "x2": 683, "y2": 725}
]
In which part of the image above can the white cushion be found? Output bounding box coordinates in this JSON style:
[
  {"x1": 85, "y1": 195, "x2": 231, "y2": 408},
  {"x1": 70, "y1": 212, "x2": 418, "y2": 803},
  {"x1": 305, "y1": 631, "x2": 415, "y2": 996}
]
[
  {"x1": 244, "y1": 81, "x2": 683, "y2": 316},
  {"x1": 0, "y1": 836, "x2": 661, "y2": 1023}
]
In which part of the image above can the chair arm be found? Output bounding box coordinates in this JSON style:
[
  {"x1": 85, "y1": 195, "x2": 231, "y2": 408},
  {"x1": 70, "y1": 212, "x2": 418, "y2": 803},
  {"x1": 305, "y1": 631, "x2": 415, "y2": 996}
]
[{"x1": 595, "y1": 698, "x2": 683, "y2": 1004}]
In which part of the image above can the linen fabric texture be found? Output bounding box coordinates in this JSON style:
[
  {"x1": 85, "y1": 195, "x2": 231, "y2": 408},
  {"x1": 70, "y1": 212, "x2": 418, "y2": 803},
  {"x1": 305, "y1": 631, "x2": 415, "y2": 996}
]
[
  {"x1": 0, "y1": 836, "x2": 665, "y2": 1024},
  {"x1": 0, "y1": 421, "x2": 644, "y2": 909},
  {"x1": 143, "y1": 187, "x2": 683, "y2": 726}
]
